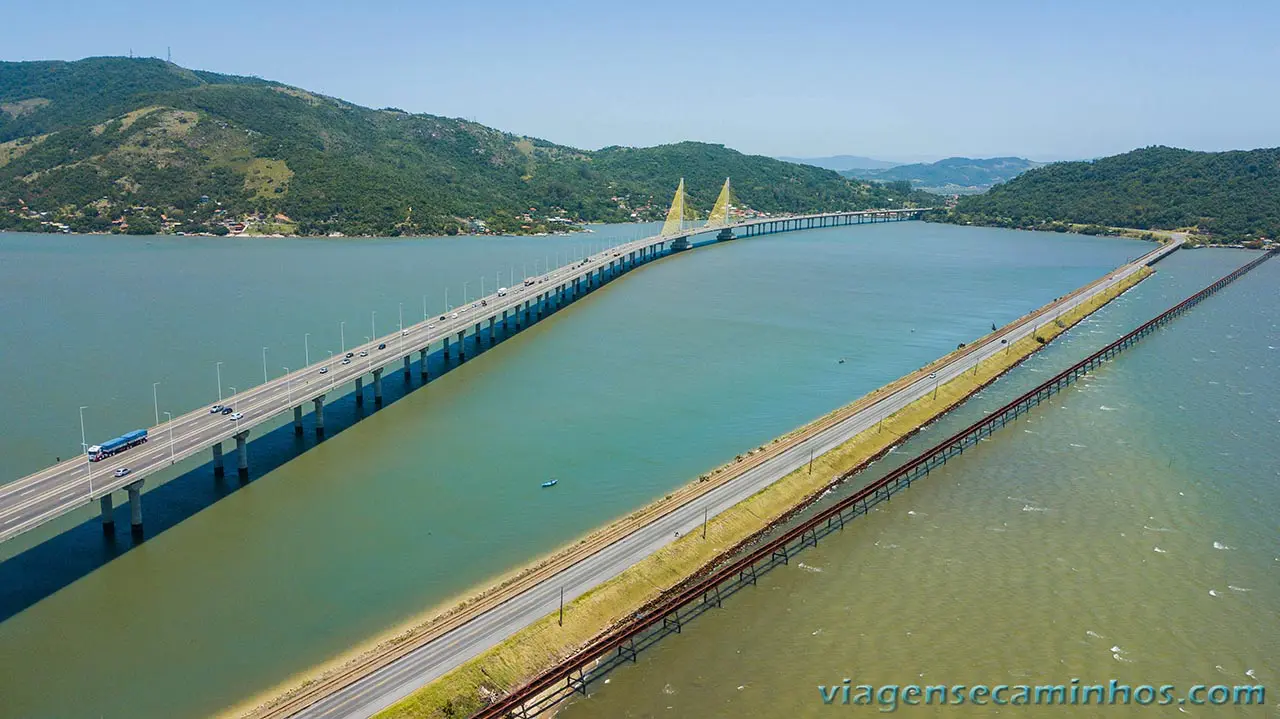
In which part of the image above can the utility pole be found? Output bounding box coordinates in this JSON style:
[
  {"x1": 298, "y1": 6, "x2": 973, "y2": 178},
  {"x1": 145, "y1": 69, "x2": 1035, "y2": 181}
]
[
  {"x1": 702, "y1": 507, "x2": 708, "y2": 539},
  {"x1": 558, "y1": 587, "x2": 564, "y2": 626}
]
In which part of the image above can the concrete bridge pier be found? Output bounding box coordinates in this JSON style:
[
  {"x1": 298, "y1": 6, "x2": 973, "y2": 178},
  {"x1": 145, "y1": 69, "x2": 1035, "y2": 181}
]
[
  {"x1": 293, "y1": 405, "x2": 304, "y2": 435},
  {"x1": 403, "y1": 354, "x2": 411, "y2": 381},
  {"x1": 235, "y1": 431, "x2": 250, "y2": 480},
  {"x1": 99, "y1": 492, "x2": 114, "y2": 533},
  {"x1": 488, "y1": 316, "x2": 495, "y2": 343},
  {"x1": 474, "y1": 323, "x2": 482, "y2": 347},
  {"x1": 536, "y1": 295, "x2": 544, "y2": 319},
  {"x1": 501, "y1": 309, "x2": 508, "y2": 331},
  {"x1": 372, "y1": 368, "x2": 384, "y2": 405},
  {"x1": 212, "y1": 442, "x2": 225, "y2": 478},
  {"x1": 457, "y1": 331, "x2": 466, "y2": 361},
  {"x1": 419, "y1": 348, "x2": 429, "y2": 380},
  {"x1": 313, "y1": 395, "x2": 325, "y2": 437},
  {"x1": 126, "y1": 480, "x2": 144, "y2": 537},
  {"x1": 443, "y1": 335, "x2": 450, "y2": 360},
  {"x1": 355, "y1": 376, "x2": 364, "y2": 406}
]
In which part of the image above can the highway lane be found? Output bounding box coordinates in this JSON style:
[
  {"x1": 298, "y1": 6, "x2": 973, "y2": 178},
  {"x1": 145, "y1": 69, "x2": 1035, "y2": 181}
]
[
  {"x1": 0, "y1": 210, "x2": 924, "y2": 543},
  {"x1": 289, "y1": 239, "x2": 1177, "y2": 718}
]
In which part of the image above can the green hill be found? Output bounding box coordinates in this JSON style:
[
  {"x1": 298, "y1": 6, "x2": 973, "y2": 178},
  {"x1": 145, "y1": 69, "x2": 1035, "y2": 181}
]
[
  {"x1": 0, "y1": 57, "x2": 937, "y2": 237},
  {"x1": 942, "y1": 146, "x2": 1280, "y2": 243},
  {"x1": 841, "y1": 157, "x2": 1041, "y2": 194}
]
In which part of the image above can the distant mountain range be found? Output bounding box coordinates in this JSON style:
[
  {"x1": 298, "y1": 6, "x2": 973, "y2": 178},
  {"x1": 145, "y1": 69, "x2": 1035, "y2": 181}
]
[
  {"x1": 841, "y1": 157, "x2": 1043, "y2": 194},
  {"x1": 777, "y1": 154, "x2": 900, "y2": 171},
  {"x1": 0, "y1": 57, "x2": 938, "y2": 237}
]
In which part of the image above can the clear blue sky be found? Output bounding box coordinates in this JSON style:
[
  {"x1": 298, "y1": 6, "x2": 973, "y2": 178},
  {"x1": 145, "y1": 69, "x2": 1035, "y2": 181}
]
[{"x1": 5, "y1": 0, "x2": 1277, "y2": 161}]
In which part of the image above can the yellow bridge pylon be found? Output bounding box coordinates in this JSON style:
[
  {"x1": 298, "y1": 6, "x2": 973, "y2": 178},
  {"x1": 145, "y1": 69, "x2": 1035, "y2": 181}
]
[
  {"x1": 705, "y1": 178, "x2": 735, "y2": 228},
  {"x1": 661, "y1": 178, "x2": 689, "y2": 236}
]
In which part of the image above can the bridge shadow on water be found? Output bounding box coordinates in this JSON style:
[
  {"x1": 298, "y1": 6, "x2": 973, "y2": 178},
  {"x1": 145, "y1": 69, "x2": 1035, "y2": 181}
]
[{"x1": 0, "y1": 293, "x2": 579, "y2": 624}]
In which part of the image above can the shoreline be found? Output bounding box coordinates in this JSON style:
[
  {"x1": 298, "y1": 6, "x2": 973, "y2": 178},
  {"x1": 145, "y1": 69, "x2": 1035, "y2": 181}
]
[
  {"x1": 930, "y1": 217, "x2": 1270, "y2": 249},
  {"x1": 234, "y1": 257, "x2": 1155, "y2": 719}
]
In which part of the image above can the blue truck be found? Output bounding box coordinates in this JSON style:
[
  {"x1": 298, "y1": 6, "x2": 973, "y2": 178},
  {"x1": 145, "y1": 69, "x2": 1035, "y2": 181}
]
[{"x1": 87, "y1": 429, "x2": 148, "y2": 462}]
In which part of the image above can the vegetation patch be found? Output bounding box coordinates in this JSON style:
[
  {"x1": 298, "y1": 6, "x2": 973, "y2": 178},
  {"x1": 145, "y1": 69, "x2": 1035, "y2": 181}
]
[
  {"x1": 243, "y1": 158, "x2": 293, "y2": 199},
  {"x1": 0, "y1": 133, "x2": 48, "y2": 167},
  {"x1": 373, "y1": 267, "x2": 1152, "y2": 719},
  {"x1": 271, "y1": 86, "x2": 327, "y2": 106},
  {"x1": 1, "y1": 97, "x2": 51, "y2": 118}
]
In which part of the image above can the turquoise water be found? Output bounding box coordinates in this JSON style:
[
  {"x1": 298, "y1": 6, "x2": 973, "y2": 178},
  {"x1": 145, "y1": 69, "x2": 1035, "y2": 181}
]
[
  {"x1": 561, "y1": 249, "x2": 1280, "y2": 717},
  {"x1": 0, "y1": 223, "x2": 1145, "y2": 718}
]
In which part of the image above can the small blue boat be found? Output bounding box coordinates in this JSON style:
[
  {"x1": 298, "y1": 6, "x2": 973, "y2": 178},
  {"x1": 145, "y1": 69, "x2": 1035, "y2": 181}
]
[{"x1": 541, "y1": 479, "x2": 558, "y2": 488}]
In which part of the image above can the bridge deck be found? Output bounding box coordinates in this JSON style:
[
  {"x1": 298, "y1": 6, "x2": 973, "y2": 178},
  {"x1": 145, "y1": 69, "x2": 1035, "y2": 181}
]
[{"x1": 0, "y1": 208, "x2": 931, "y2": 543}]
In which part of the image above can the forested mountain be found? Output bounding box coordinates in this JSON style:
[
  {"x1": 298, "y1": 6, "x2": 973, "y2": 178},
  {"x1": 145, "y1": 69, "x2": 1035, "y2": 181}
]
[
  {"x1": 941, "y1": 146, "x2": 1280, "y2": 243},
  {"x1": 0, "y1": 57, "x2": 937, "y2": 237},
  {"x1": 841, "y1": 157, "x2": 1041, "y2": 194}
]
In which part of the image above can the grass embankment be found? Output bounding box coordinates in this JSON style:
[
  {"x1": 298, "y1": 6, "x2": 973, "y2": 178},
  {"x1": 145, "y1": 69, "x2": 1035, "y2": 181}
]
[{"x1": 376, "y1": 266, "x2": 1153, "y2": 719}]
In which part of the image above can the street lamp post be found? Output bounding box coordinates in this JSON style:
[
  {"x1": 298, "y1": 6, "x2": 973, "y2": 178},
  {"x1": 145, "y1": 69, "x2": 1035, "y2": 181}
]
[
  {"x1": 164, "y1": 411, "x2": 175, "y2": 464},
  {"x1": 283, "y1": 367, "x2": 292, "y2": 404},
  {"x1": 79, "y1": 405, "x2": 91, "y2": 495},
  {"x1": 463, "y1": 281, "x2": 469, "y2": 304},
  {"x1": 423, "y1": 294, "x2": 428, "y2": 322},
  {"x1": 262, "y1": 346, "x2": 269, "y2": 384},
  {"x1": 371, "y1": 311, "x2": 376, "y2": 342},
  {"x1": 216, "y1": 361, "x2": 224, "y2": 403},
  {"x1": 929, "y1": 372, "x2": 939, "y2": 400},
  {"x1": 152, "y1": 382, "x2": 160, "y2": 425},
  {"x1": 304, "y1": 333, "x2": 310, "y2": 366},
  {"x1": 340, "y1": 321, "x2": 346, "y2": 354},
  {"x1": 327, "y1": 351, "x2": 335, "y2": 391}
]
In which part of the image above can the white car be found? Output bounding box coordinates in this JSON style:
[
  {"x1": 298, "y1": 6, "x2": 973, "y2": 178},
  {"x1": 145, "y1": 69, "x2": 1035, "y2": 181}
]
[
  {"x1": 402, "y1": 329, "x2": 409, "y2": 336},
  {"x1": 229, "y1": 412, "x2": 244, "y2": 421},
  {"x1": 114, "y1": 467, "x2": 131, "y2": 478},
  {"x1": 319, "y1": 367, "x2": 329, "y2": 374},
  {"x1": 359, "y1": 350, "x2": 368, "y2": 357},
  {"x1": 341, "y1": 358, "x2": 351, "y2": 365},
  {"x1": 209, "y1": 405, "x2": 224, "y2": 414},
  {"x1": 451, "y1": 312, "x2": 459, "y2": 319},
  {"x1": 427, "y1": 323, "x2": 435, "y2": 330}
]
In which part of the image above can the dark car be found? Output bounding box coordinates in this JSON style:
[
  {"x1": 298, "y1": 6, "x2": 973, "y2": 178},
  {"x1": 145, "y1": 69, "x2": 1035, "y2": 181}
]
[
  {"x1": 220, "y1": 406, "x2": 234, "y2": 415},
  {"x1": 439, "y1": 315, "x2": 447, "y2": 321},
  {"x1": 377, "y1": 343, "x2": 386, "y2": 350},
  {"x1": 345, "y1": 352, "x2": 354, "y2": 358}
]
